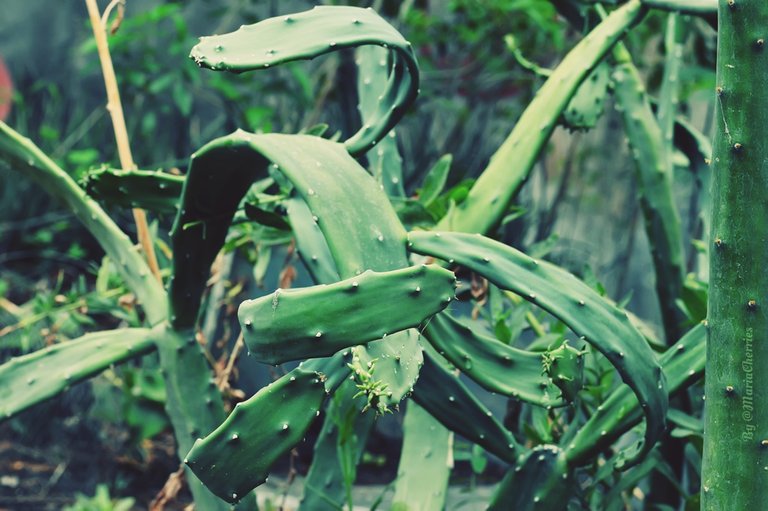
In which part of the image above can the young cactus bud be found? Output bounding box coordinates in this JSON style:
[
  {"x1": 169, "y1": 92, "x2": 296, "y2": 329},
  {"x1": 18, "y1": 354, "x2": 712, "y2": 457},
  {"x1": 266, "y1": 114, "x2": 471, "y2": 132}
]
[{"x1": 543, "y1": 340, "x2": 585, "y2": 403}]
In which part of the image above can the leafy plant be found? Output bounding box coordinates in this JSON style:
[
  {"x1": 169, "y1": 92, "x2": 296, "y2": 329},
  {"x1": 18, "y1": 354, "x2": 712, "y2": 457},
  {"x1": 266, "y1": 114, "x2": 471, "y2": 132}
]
[{"x1": 62, "y1": 484, "x2": 134, "y2": 511}]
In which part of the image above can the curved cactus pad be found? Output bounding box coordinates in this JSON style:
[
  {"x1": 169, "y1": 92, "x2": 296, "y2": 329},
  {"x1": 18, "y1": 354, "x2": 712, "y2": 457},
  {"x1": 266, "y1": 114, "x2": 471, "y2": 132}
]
[
  {"x1": 566, "y1": 323, "x2": 705, "y2": 467},
  {"x1": 0, "y1": 328, "x2": 155, "y2": 420},
  {"x1": 82, "y1": 167, "x2": 184, "y2": 212},
  {"x1": 285, "y1": 197, "x2": 340, "y2": 284},
  {"x1": 185, "y1": 365, "x2": 331, "y2": 503},
  {"x1": 407, "y1": 231, "x2": 667, "y2": 468},
  {"x1": 423, "y1": 312, "x2": 565, "y2": 407},
  {"x1": 190, "y1": 6, "x2": 419, "y2": 156},
  {"x1": 488, "y1": 445, "x2": 573, "y2": 511},
  {"x1": 412, "y1": 354, "x2": 518, "y2": 463},
  {"x1": 437, "y1": 0, "x2": 645, "y2": 234},
  {"x1": 170, "y1": 131, "x2": 408, "y2": 329},
  {"x1": 238, "y1": 264, "x2": 456, "y2": 364}
]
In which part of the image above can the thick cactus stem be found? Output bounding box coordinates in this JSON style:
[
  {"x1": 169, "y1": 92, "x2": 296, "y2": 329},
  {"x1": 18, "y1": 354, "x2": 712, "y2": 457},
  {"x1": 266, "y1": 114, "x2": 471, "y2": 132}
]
[{"x1": 702, "y1": 1, "x2": 768, "y2": 508}]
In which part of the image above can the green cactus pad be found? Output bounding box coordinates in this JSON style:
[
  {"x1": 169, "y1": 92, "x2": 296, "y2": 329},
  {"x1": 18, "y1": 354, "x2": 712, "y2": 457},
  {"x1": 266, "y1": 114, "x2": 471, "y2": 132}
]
[
  {"x1": 357, "y1": 45, "x2": 406, "y2": 197},
  {"x1": 412, "y1": 354, "x2": 518, "y2": 463},
  {"x1": 566, "y1": 323, "x2": 704, "y2": 467},
  {"x1": 488, "y1": 445, "x2": 573, "y2": 511},
  {"x1": 561, "y1": 61, "x2": 610, "y2": 130},
  {"x1": 238, "y1": 264, "x2": 455, "y2": 364},
  {"x1": 190, "y1": 6, "x2": 418, "y2": 157},
  {"x1": 611, "y1": 41, "x2": 686, "y2": 342},
  {"x1": 285, "y1": 197, "x2": 340, "y2": 284},
  {"x1": 185, "y1": 364, "x2": 331, "y2": 503},
  {"x1": 391, "y1": 402, "x2": 451, "y2": 511},
  {"x1": 0, "y1": 328, "x2": 155, "y2": 421},
  {"x1": 170, "y1": 131, "x2": 408, "y2": 329},
  {"x1": 438, "y1": 0, "x2": 645, "y2": 234},
  {"x1": 82, "y1": 167, "x2": 184, "y2": 212},
  {"x1": 423, "y1": 311, "x2": 564, "y2": 407},
  {"x1": 408, "y1": 231, "x2": 667, "y2": 468}
]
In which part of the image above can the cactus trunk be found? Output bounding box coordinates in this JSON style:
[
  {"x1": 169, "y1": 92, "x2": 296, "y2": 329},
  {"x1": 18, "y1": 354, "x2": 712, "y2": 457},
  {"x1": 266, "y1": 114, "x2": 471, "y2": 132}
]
[{"x1": 702, "y1": 1, "x2": 768, "y2": 508}]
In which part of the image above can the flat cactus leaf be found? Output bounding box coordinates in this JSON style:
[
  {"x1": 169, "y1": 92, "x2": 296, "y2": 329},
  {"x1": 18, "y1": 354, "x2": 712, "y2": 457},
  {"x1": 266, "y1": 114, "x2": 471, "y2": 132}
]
[
  {"x1": 438, "y1": 0, "x2": 645, "y2": 235},
  {"x1": 488, "y1": 445, "x2": 573, "y2": 511},
  {"x1": 0, "y1": 122, "x2": 167, "y2": 324},
  {"x1": 82, "y1": 167, "x2": 184, "y2": 212},
  {"x1": 174, "y1": 130, "x2": 422, "y2": 506},
  {"x1": 357, "y1": 45, "x2": 406, "y2": 197},
  {"x1": 285, "y1": 197, "x2": 340, "y2": 284},
  {"x1": 185, "y1": 363, "x2": 338, "y2": 503},
  {"x1": 565, "y1": 323, "x2": 704, "y2": 467},
  {"x1": 412, "y1": 354, "x2": 518, "y2": 464},
  {"x1": 351, "y1": 329, "x2": 423, "y2": 407},
  {"x1": 610, "y1": 40, "x2": 686, "y2": 343},
  {"x1": 190, "y1": 6, "x2": 419, "y2": 156},
  {"x1": 170, "y1": 131, "x2": 408, "y2": 329},
  {"x1": 238, "y1": 264, "x2": 456, "y2": 365},
  {"x1": 407, "y1": 231, "x2": 667, "y2": 468},
  {"x1": 153, "y1": 327, "x2": 231, "y2": 509},
  {"x1": 561, "y1": 61, "x2": 611, "y2": 130},
  {"x1": 423, "y1": 311, "x2": 565, "y2": 407},
  {"x1": 391, "y1": 402, "x2": 452, "y2": 511},
  {"x1": 0, "y1": 328, "x2": 155, "y2": 421}
]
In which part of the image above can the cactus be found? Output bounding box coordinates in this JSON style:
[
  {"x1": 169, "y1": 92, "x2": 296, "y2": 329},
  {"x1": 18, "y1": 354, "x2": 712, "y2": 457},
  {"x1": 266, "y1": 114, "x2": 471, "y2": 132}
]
[
  {"x1": 561, "y1": 61, "x2": 611, "y2": 131},
  {"x1": 299, "y1": 380, "x2": 376, "y2": 511},
  {"x1": 357, "y1": 44, "x2": 406, "y2": 197},
  {"x1": 185, "y1": 356, "x2": 349, "y2": 504},
  {"x1": 412, "y1": 353, "x2": 518, "y2": 463},
  {"x1": 0, "y1": 328, "x2": 155, "y2": 420},
  {"x1": 153, "y1": 327, "x2": 230, "y2": 509},
  {"x1": 0, "y1": 3, "x2": 728, "y2": 508},
  {"x1": 0, "y1": 122, "x2": 167, "y2": 324},
  {"x1": 390, "y1": 402, "x2": 452, "y2": 511},
  {"x1": 423, "y1": 311, "x2": 564, "y2": 407},
  {"x1": 189, "y1": 5, "x2": 418, "y2": 157},
  {"x1": 82, "y1": 166, "x2": 184, "y2": 212},
  {"x1": 642, "y1": 0, "x2": 716, "y2": 14},
  {"x1": 169, "y1": 131, "x2": 411, "y2": 329},
  {"x1": 437, "y1": 0, "x2": 646, "y2": 235},
  {"x1": 237, "y1": 265, "x2": 456, "y2": 364},
  {"x1": 610, "y1": 31, "x2": 687, "y2": 343},
  {"x1": 542, "y1": 340, "x2": 585, "y2": 403},
  {"x1": 702, "y1": 1, "x2": 768, "y2": 508},
  {"x1": 565, "y1": 323, "x2": 705, "y2": 466},
  {"x1": 488, "y1": 446, "x2": 572, "y2": 511},
  {"x1": 408, "y1": 230, "x2": 667, "y2": 466},
  {"x1": 285, "y1": 197, "x2": 340, "y2": 284}
]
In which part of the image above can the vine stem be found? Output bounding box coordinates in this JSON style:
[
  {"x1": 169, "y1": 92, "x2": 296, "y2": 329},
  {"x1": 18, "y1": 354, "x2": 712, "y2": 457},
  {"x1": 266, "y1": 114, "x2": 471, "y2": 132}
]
[{"x1": 84, "y1": 0, "x2": 162, "y2": 284}]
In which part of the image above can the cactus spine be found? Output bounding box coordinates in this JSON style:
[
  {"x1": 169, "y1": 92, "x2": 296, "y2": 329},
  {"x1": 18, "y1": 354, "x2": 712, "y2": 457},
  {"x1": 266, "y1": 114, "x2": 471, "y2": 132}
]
[{"x1": 702, "y1": 1, "x2": 768, "y2": 508}]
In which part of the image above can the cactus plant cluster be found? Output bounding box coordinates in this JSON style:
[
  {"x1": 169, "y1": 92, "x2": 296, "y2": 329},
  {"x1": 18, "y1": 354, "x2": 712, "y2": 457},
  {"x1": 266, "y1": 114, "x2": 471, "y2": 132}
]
[{"x1": 1, "y1": 0, "x2": 761, "y2": 509}]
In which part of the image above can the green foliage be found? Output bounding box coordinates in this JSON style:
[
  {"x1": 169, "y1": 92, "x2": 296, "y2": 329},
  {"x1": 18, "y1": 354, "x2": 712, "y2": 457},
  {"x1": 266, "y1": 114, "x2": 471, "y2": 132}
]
[{"x1": 63, "y1": 485, "x2": 135, "y2": 511}]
